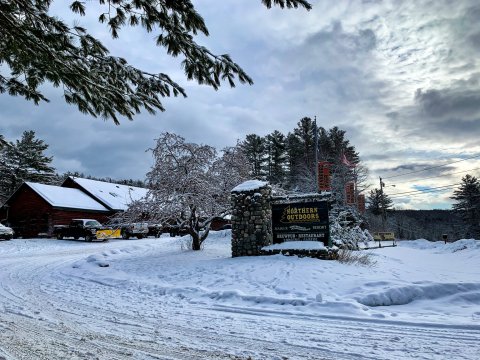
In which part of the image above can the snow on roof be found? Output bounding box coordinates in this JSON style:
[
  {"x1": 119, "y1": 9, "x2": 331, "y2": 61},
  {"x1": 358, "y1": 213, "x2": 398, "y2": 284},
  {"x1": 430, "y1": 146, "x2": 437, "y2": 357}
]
[
  {"x1": 26, "y1": 182, "x2": 109, "y2": 212},
  {"x1": 68, "y1": 177, "x2": 148, "y2": 211},
  {"x1": 231, "y1": 180, "x2": 269, "y2": 193}
]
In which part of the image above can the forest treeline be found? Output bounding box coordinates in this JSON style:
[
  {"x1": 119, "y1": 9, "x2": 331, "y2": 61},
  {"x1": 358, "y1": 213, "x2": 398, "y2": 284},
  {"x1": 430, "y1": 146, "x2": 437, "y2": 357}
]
[
  {"x1": 0, "y1": 131, "x2": 145, "y2": 204},
  {"x1": 366, "y1": 210, "x2": 471, "y2": 241},
  {"x1": 1, "y1": 118, "x2": 362, "y2": 203}
]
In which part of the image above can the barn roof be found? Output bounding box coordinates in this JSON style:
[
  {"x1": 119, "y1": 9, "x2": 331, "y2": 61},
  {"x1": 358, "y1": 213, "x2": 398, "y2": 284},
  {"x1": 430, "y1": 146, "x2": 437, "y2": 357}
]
[
  {"x1": 25, "y1": 182, "x2": 109, "y2": 212},
  {"x1": 63, "y1": 177, "x2": 148, "y2": 211}
]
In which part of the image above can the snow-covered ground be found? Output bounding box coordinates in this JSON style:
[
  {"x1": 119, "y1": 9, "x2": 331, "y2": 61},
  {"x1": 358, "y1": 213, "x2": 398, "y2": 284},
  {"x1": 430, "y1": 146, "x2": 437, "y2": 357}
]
[{"x1": 0, "y1": 232, "x2": 479, "y2": 359}]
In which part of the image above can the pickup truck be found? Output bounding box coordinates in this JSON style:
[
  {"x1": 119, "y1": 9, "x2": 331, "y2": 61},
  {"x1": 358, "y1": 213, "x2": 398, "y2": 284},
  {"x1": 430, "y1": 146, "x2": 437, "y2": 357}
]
[
  {"x1": 117, "y1": 222, "x2": 149, "y2": 239},
  {"x1": 53, "y1": 219, "x2": 107, "y2": 242},
  {"x1": 0, "y1": 223, "x2": 14, "y2": 240}
]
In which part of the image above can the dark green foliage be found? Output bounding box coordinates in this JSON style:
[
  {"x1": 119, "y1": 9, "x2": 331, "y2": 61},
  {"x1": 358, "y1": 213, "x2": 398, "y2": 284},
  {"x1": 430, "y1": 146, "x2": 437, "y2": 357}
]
[
  {"x1": 365, "y1": 209, "x2": 469, "y2": 241},
  {"x1": 0, "y1": 0, "x2": 310, "y2": 124},
  {"x1": 318, "y1": 126, "x2": 359, "y2": 165},
  {"x1": 293, "y1": 117, "x2": 316, "y2": 168},
  {"x1": 238, "y1": 119, "x2": 363, "y2": 196},
  {"x1": 261, "y1": 0, "x2": 312, "y2": 9},
  {"x1": 241, "y1": 134, "x2": 267, "y2": 178},
  {"x1": 451, "y1": 174, "x2": 480, "y2": 237},
  {"x1": 0, "y1": 130, "x2": 55, "y2": 202},
  {"x1": 285, "y1": 132, "x2": 304, "y2": 186},
  {"x1": 367, "y1": 188, "x2": 393, "y2": 216},
  {"x1": 266, "y1": 130, "x2": 287, "y2": 185}
]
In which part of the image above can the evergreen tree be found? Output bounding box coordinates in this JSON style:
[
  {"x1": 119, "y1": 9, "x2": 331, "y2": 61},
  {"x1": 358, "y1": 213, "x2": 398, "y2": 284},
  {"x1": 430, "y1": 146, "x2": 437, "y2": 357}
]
[
  {"x1": 285, "y1": 132, "x2": 304, "y2": 189},
  {"x1": 265, "y1": 130, "x2": 287, "y2": 185},
  {"x1": 239, "y1": 122, "x2": 365, "y2": 197},
  {"x1": 319, "y1": 126, "x2": 359, "y2": 165},
  {"x1": 283, "y1": 117, "x2": 317, "y2": 192},
  {"x1": 293, "y1": 117, "x2": 316, "y2": 168},
  {"x1": 0, "y1": 0, "x2": 310, "y2": 123},
  {"x1": 241, "y1": 134, "x2": 267, "y2": 178},
  {"x1": 367, "y1": 188, "x2": 393, "y2": 216},
  {"x1": 0, "y1": 131, "x2": 55, "y2": 202},
  {"x1": 317, "y1": 126, "x2": 362, "y2": 204},
  {"x1": 451, "y1": 174, "x2": 480, "y2": 237}
]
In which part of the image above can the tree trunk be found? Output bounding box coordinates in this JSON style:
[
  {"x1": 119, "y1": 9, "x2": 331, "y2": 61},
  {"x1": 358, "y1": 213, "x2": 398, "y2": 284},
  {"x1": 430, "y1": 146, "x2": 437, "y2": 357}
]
[{"x1": 191, "y1": 231, "x2": 201, "y2": 251}]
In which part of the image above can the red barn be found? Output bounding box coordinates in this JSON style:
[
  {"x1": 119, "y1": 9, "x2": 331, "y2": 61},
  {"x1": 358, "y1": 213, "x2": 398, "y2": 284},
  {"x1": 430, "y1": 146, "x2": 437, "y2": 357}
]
[{"x1": 0, "y1": 182, "x2": 110, "y2": 238}]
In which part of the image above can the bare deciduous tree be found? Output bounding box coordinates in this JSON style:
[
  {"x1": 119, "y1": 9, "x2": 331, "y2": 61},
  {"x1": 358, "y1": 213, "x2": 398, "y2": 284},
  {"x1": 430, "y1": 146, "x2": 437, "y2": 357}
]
[{"x1": 126, "y1": 133, "x2": 249, "y2": 250}]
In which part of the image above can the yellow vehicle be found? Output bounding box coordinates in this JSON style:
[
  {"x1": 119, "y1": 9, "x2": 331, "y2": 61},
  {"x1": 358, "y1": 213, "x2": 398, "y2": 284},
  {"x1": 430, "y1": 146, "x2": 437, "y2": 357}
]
[{"x1": 96, "y1": 228, "x2": 121, "y2": 240}]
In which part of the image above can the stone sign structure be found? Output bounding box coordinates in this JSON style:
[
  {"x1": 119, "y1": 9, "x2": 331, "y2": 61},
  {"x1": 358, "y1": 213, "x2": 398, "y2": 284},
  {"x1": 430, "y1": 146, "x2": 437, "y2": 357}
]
[
  {"x1": 231, "y1": 180, "x2": 273, "y2": 257},
  {"x1": 231, "y1": 180, "x2": 333, "y2": 257}
]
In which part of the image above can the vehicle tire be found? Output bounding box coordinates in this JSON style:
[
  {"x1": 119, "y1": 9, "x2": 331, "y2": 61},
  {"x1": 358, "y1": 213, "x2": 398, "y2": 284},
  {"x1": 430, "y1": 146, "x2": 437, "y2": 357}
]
[
  {"x1": 56, "y1": 234, "x2": 63, "y2": 240},
  {"x1": 85, "y1": 234, "x2": 93, "y2": 242},
  {"x1": 121, "y1": 230, "x2": 130, "y2": 240},
  {"x1": 137, "y1": 234, "x2": 143, "y2": 239}
]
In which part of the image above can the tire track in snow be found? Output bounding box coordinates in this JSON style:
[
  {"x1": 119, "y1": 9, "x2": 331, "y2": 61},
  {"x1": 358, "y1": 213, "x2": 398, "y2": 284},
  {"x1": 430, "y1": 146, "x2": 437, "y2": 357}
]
[{"x1": 1, "y1": 239, "x2": 479, "y2": 360}]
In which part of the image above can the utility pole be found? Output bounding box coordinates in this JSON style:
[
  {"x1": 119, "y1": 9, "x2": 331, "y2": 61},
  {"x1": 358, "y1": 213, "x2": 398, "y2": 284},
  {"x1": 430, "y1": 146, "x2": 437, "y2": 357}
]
[
  {"x1": 379, "y1": 176, "x2": 386, "y2": 231},
  {"x1": 314, "y1": 115, "x2": 319, "y2": 193}
]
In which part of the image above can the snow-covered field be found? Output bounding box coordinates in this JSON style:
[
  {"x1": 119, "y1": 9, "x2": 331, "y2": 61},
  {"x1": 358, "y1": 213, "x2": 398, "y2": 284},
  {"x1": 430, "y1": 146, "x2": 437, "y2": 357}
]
[{"x1": 0, "y1": 232, "x2": 479, "y2": 359}]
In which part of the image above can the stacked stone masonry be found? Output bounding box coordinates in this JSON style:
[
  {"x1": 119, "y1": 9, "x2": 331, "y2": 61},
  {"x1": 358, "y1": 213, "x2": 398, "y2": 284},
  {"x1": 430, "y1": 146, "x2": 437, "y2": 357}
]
[{"x1": 231, "y1": 183, "x2": 273, "y2": 257}]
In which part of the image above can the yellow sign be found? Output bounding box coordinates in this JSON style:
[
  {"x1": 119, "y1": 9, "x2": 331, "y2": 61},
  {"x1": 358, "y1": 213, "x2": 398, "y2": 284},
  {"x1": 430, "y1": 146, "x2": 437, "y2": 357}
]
[
  {"x1": 281, "y1": 206, "x2": 320, "y2": 223},
  {"x1": 372, "y1": 232, "x2": 395, "y2": 241}
]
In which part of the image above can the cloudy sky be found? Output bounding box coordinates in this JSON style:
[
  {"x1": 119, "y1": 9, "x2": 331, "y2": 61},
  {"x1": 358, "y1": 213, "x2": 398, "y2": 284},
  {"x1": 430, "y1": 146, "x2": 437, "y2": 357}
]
[{"x1": 1, "y1": 0, "x2": 479, "y2": 210}]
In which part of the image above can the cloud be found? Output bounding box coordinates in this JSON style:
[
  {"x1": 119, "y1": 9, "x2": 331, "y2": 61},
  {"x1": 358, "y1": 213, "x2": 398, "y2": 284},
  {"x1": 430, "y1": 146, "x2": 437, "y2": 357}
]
[
  {"x1": 414, "y1": 87, "x2": 480, "y2": 119},
  {"x1": 1, "y1": 1, "x2": 480, "y2": 210}
]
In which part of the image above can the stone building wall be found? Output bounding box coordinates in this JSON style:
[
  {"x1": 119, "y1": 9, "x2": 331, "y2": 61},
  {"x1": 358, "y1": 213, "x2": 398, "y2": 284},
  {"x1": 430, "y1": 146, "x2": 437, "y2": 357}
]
[{"x1": 231, "y1": 180, "x2": 273, "y2": 257}]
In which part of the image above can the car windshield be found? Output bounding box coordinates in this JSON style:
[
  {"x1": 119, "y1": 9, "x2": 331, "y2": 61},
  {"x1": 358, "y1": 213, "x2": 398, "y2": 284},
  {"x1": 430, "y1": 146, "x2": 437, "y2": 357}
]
[{"x1": 85, "y1": 220, "x2": 101, "y2": 227}]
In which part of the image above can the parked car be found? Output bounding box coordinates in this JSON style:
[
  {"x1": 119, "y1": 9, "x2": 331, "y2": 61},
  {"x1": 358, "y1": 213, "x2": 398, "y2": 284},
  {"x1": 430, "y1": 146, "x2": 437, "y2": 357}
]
[
  {"x1": 164, "y1": 224, "x2": 189, "y2": 237},
  {"x1": 147, "y1": 224, "x2": 163, "y2": 238},
  {"x1": 53, "y1": 219, "x2": 107, "y2": 242},
  {"x1": 0, "y1": 223, "x2": 14, "y2": 240},
  {"x1": 118, "y1": 222, "x2": 149, "y2": 239}
]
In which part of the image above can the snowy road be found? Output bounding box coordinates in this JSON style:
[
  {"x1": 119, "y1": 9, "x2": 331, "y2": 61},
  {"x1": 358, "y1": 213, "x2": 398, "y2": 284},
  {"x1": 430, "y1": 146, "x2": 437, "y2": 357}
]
[{"x1": 0, "y1": 236, "x2": 479, "y2": 359}]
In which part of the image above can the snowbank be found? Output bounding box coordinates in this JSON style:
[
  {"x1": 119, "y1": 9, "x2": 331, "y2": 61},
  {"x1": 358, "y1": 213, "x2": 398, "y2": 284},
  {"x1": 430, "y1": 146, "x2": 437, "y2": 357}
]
[
  {"x1": 50, "y1": 234, "x2": 480, "y2": 326},
  {"x1": 1, "y1": 235, "x2": 479, "y2": 329},
  {"x1": 262, "y1": 241, "x2": 326, "y2": 251},
  {"x1": 399, "y1": 238, "x2": 480, "y2": 252}
]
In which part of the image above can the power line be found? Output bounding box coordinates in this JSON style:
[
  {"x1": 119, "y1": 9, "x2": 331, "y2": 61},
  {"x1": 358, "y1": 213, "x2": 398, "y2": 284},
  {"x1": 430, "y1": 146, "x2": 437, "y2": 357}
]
[
  {"x1": 391, "y1": 167, "x2": 480, "y2": 185},
  {"x1": 389, "y1": 185, "x2": 457, "y2": 198},
  {"x1": 389, "y1": 186, "x2": 458, "y2": 199},
  {"x1": 382, "y1": 153, "x2": 480, "y2": 180},
  {"x1": 390, "y1": 191, "x2": 455, "y2": 200},
  {"x1": 388, "y1": 183, "x2": 460, "y2": 197}
]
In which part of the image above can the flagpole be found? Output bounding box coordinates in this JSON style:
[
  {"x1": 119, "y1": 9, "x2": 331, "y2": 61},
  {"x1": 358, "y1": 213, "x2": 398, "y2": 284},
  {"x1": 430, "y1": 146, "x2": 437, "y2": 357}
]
[{"x1": 314, "y1": 116, "x2": 319, "y2": 193}]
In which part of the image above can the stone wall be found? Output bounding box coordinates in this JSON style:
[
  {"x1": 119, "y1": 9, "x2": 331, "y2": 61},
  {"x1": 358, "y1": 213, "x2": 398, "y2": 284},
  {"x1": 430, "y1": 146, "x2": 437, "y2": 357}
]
[{"x1": 231, "y1": 180, "x2": 272, "y2": 257}]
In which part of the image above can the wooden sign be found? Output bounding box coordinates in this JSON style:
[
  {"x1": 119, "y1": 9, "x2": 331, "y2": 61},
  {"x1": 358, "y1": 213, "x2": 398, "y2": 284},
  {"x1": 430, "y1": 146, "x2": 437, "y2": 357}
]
[
  {"x1": 318, "y1": 162, "x2": 331, "y2": 191},
  {"x1": 271, "y1": 201, "x2": 330, "y2": 246}
]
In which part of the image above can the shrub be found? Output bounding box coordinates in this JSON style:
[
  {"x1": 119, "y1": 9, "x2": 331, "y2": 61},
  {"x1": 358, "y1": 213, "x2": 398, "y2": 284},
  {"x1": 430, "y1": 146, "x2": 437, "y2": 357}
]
[{"x1": 336, "y1": 249, "x2": 377, "y2": 267}]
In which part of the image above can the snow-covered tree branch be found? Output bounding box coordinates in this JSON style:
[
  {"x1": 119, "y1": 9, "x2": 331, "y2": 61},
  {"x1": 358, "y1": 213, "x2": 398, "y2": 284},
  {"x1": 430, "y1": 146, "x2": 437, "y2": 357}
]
[{"x1": 124, "y1": 132, "x2": 250, "y2": 250}]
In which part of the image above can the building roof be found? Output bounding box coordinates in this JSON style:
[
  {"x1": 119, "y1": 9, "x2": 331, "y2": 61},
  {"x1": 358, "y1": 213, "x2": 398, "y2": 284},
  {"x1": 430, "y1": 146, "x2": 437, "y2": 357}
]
[
  {"x1": 64, "y1": 177, "x2": 148, "y2": 211},
  {"x1": 25, "y1": 182, "x2": 109, "y2": 212}
]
